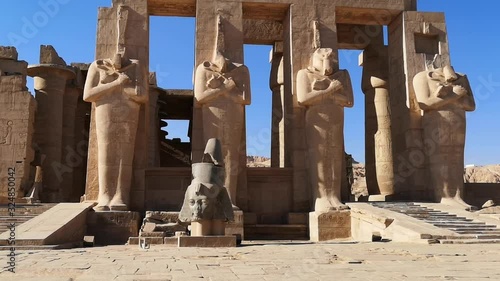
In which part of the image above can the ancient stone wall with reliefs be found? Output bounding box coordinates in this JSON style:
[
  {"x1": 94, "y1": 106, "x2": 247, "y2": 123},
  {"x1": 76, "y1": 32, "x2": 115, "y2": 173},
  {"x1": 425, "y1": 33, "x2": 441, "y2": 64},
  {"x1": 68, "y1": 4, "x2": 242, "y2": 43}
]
[{"x1": 0, "y1": 47, "x2": 36, "y2": 202}]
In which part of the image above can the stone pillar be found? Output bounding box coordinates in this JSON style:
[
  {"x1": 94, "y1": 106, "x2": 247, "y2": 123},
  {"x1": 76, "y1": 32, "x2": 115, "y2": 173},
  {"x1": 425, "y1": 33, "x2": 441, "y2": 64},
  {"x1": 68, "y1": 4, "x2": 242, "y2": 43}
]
[
  {"x1": 71, "y1": 63, "x2": 91, "y2": 202},
  {"x1": 194, "y1": 0, "x2": 247, "y2": 209},
  {"x1": 84, "y1": 0, "x2": 150, "y2": 211},
  {"x1": 360, "y1": 43, "x2": 395, "y2": 199},
  {"x1": 269, "y1": 43, "x2": 285, "y2": 168},
  {"x1": 148, "y1": 73, "x2": 160, "y2": 168},
  {"x1": 0, "y1": 46, "x2": 36, "y2": 202},
  {"x1": 28, "y1": 46, "x2": 75, "y2": 202},
  {"x1": 60, "y1": 67, "x2": 84, "y2": 202},
  {"x1": 388, "y1": 12, "x2": 450, "y2": 201}
]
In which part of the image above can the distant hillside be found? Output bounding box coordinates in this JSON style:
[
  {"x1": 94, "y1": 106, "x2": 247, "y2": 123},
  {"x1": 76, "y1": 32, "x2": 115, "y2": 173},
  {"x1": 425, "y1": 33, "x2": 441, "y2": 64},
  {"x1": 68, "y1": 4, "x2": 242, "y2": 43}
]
[
  {"x1": 464, "y1": 165, "x2": 500, "y2": 183},
  {"x1": 247, "y1": 156, "x2": 271, "y2": 167}
]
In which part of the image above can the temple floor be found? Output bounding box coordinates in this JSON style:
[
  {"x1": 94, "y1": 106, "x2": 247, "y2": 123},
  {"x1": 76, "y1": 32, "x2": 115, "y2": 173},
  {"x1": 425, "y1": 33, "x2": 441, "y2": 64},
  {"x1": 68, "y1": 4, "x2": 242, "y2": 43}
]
[{"x1": 1, "y1": 240, "x2": 499, "y2": 280}]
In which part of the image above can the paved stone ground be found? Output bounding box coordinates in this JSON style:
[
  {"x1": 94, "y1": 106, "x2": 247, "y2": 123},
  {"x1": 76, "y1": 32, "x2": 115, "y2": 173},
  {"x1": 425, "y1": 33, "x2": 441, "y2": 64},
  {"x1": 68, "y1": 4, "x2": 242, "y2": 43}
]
[{"x1": 1, "y1": 241, "x2": 499, "y2": 281}]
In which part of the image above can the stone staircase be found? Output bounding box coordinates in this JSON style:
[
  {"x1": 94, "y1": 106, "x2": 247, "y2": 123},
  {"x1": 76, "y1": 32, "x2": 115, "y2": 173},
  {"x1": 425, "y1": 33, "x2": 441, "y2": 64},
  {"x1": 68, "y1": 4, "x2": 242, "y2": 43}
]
[
  {"x1": 371, "y1": 202, "x2": 500, "y2": 244},
  {"x1": 0, "y1": 204, "x2": 57, "y2": 236}
]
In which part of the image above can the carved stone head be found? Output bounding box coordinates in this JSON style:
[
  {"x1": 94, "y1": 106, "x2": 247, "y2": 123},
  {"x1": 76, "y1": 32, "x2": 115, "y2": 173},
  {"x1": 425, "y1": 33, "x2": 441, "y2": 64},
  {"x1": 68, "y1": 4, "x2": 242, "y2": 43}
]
[
  {"x1": 310, "y1": 48, "x2": 336, "y2": 76},
  {"x1": 178, "y1": 138, "x2": 234, "y2": 222},
  {"x1": 179, "y1": 174, "x2": 233, "y2": 222}
]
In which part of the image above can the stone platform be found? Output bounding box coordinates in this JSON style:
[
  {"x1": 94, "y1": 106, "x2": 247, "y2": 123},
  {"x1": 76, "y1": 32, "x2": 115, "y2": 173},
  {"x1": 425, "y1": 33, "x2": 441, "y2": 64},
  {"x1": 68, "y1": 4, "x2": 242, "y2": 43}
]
[
  {"x1": 0, "y1": 203, "x2": 93, "y2": 246},
  {"x1": 86, "y1": 211, "x2": 141, "y2": 245}
]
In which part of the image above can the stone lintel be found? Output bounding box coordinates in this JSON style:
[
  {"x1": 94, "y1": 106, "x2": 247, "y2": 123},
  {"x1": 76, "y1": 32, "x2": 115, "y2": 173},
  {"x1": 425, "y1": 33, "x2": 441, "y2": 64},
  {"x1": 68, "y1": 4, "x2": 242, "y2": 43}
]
[{"x1": 243, "y1": 19, "x2": 283, "y2": 45}]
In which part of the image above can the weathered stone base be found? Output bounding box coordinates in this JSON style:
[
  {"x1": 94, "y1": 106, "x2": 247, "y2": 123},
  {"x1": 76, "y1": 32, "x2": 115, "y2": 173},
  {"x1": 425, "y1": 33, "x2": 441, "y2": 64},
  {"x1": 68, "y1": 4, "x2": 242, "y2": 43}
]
[
  {"x1": 226, "y1": 210, "x2": 244, "y2": 243},
  {"x1": 309, "y1": 211, "x2": 351, "y2": 242},
  {"x1": 178, "y1": 236, "x2": 237, "y2": 247},
  {"x1": 86, "y1": 211, "x2": 141, "y2": 245}
]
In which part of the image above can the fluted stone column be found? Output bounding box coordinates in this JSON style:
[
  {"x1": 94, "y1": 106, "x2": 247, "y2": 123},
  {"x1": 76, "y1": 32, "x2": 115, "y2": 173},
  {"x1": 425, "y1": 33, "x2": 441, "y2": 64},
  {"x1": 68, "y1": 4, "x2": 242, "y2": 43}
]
[
  {"x1": 28, "y1": 64, "x2": 75, "y2": 202},
  {"x1": 360, "y1": 44, "x2": 394, "y2": 198}
]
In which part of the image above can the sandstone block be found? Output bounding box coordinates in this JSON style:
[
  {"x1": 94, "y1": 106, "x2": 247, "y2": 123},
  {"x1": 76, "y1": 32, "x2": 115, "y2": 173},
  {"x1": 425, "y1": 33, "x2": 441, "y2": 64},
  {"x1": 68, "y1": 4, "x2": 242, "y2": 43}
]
[
  {"x1": 0, "y1": 46, "x2": 18, "y2": 60},
  {"x1": 309, "y1": 211, "x2": 352, "y2": 242}
]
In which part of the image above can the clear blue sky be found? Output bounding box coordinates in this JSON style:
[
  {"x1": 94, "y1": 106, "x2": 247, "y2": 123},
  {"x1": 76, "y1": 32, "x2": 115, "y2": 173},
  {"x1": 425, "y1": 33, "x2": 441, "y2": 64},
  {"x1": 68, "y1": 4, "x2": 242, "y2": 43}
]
[{"x1": 1, "y1": 0, "x2": 499, "y2": 165}]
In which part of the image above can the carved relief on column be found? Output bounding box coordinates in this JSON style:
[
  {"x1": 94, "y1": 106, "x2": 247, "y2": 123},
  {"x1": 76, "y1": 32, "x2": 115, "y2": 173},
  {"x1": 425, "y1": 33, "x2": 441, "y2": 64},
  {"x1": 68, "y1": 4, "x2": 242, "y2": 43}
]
[{"x1": 360, "y1": 44, "x2": 394, "y2": 197}]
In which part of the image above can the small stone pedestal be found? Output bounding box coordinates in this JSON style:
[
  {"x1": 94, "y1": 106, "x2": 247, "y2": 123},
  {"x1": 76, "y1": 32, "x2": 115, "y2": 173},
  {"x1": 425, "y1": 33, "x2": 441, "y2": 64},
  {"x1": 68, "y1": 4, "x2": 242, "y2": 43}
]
[
  {"x1": 86, "y1": 211, "x2": 140, "y2": 245},
  {"x1": 179, "y1": 219, "x2": 238, "y2": 248},
  {"x1": 309, "y1": 211, "x2": 351, "y2": 242},
  {"x1": 191, "y1": 220, "x2": 225, "y2": 236}
]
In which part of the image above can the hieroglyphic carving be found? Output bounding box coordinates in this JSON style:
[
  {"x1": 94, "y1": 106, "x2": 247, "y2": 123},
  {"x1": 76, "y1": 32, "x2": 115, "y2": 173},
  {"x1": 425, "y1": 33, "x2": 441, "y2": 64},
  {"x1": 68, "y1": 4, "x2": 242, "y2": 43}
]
[{"x1": 0, "y1": 120, "x2": 13, "y2": 145}]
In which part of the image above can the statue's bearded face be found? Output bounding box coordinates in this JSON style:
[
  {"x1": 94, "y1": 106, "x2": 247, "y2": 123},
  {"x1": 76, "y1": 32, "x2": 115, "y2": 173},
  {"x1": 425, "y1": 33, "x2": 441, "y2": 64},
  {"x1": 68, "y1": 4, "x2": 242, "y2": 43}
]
[
  {"x1": 212, "y1": 51, "x2": 228, "y2": 73},
  {"x1": 188, "y1": 188, "x2": 216, "y2": 221},
  {"x1": 312, "y1": 48, "x2": 336, "y2": 76}
]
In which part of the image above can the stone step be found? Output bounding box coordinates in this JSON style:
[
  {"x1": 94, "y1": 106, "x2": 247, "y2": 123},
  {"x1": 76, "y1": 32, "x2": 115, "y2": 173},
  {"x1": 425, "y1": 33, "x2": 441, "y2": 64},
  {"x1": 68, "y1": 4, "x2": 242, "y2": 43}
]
[
  {"x1": 424, "y1": 218, "x2": 473, "y2": 223},
  {"x1": 244, "y1": 224, "x2": 309, "y2": 240},
  {"x1": 449, "y1": 227, "x2": 499, "y2": 232},
  {"x1": 433, "y1": 223, "x2": 490, "y2": 228},
  {"x1": 454, "y1": 230, "x2": 500, "y2": 235},
  {"x1": 451, "y1": 225, "x2": 498, "y2": 229},
  {"x1": 0, "y1": 241, "x2": 83, "y2": 251},
  {"x1": 0, "y1": 216, "x2": 37, "y2": 219},
  {"x1": 440, "y1": 239, "x2": 500, "y2": 244}
]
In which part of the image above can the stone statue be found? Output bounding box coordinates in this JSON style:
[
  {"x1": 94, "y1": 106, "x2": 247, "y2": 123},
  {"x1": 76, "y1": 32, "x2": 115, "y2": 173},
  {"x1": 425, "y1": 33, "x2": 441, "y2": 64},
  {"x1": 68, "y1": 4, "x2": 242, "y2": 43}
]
[
  {"x1": 297, "y1": 48, "x2": 354, "y2": 213},
  {"x1": 179, "y1": 138, "x2": 234, "y2": 236},
  {"x1": 194, "y1": 50, "x2": 251, "y2": 209},
  {"x1": 413, "y1": 65, "x2": 476, "y2": 210},
  {"x1": 83, "y1": 53, "x2": 147, "y2": 211}
]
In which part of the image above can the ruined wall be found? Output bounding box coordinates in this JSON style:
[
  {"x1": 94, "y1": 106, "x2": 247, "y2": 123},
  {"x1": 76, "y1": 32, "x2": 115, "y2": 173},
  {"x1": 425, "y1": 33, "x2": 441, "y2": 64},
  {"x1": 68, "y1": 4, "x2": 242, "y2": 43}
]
[{"x1": 0, "y1": 47, "x2": 36, "y2": 202}]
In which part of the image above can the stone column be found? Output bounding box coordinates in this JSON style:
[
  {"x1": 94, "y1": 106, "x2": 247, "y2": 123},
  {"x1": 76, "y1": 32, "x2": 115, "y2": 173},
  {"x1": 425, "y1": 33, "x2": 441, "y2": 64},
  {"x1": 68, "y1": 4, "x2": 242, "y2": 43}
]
[
  {"x1": 71, "y1": 63, "x2": 91, "y2": 202},
  {"x1": 388, "y1": 12, "x2": 450, "y2": 200},
  {"x1": 360, "y1": 44, "x2": 394, "y2": 199},
  {"x1": 148, "y1": 73, "x2": 160, "y2": 168},
  {"x1": 84, "y1": 0, "x2": 150, "y2": 211},
  {"x1": 60, "y1": 67, "x2": 83, "y2": 202},
  {"x1": 28, "y1": 64, "x2": 75, "y2": 202},
  {"x1": 269, "y1": 44, "x2": 285, "y2": 168}
]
